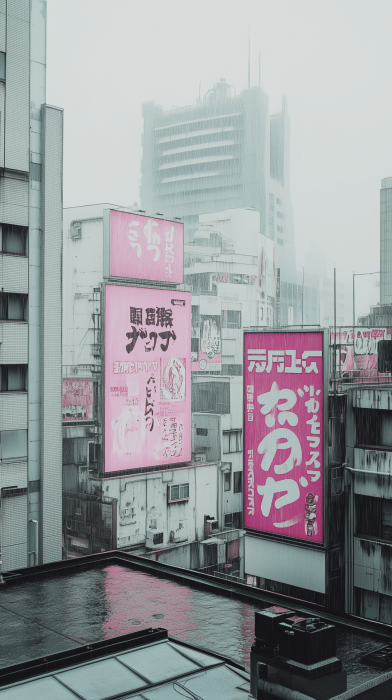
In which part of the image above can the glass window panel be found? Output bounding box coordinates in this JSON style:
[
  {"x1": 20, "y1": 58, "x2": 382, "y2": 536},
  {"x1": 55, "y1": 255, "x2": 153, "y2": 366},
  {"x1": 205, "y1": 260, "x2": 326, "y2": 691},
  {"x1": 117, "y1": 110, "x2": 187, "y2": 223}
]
[
  {"x1": 55, "y1": 658, "x2": 147, "y2": 700},
  {"x1": 168, "y1": 642, "x2": 222, "y2": 668},
  {"x1": 224, "y1": 472, "x2": 231, "y2": 491},
  {"x1": 1, "y1": 429, "x2": 27, "y2": 460},
  {"x1": 222, "y1": 432, "x2": 230, "y2": 454},
  {"x1": 170, "y1": 485, "x2": 179, "y2": 500},
  {"x1": 119, "y1": 640, "x2": 198, "y2": 684},
  {"x1": 179, "y1": 664, "x2": 246, "y2": 699},
  {"x1": 0, "y1": 52, "x2": 5, "y2": 80},
  {"x1": 8, "y1": 295, "x2": 24, "y2": 321},
  {"x1": 180, "y1": 483, "x2": 189, "y2": 499},
  {"x1": 8, "y1": 366, "x2": 26, "y2": 391},
  {"x1": 0, "y1": 676, "x2": 78, "y2": 700}
]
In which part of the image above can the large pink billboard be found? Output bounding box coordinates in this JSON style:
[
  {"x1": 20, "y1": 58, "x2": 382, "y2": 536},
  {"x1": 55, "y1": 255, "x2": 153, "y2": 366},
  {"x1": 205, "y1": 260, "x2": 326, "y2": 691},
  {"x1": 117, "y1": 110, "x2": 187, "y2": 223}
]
[
  {"x1": 244, "y1": 331, "x2": 325, "y2": 544},
  {"x1": 108, "y1": 210, "x2": 183, "y2": 284},
  {"x1": 104, "y1": 285, "x2": 191, "y2": 472}
]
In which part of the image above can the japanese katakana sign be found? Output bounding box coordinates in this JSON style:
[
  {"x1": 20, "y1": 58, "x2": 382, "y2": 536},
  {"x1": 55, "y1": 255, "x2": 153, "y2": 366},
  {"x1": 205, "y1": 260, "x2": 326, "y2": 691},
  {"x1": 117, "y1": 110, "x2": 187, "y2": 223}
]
[
  {"x1": 106, "y1": 209, "x2": 184, "y2": 284},
  {"x1": 244, "y1": 331, "x2": 325, "y2": 543},
  {"x1": 104, "y1": 285, "x2": 191, "y2": 472}
]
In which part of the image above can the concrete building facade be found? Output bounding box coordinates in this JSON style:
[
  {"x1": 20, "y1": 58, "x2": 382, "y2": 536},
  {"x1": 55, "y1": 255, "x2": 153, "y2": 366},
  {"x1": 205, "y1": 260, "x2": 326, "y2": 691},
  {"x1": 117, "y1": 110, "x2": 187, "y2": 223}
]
[
  {"x1": 0, "y1": 0, "x2": 63, "y2": 571},
  {"x1": 140, "y1": 80, "x2": 296, "y2": 282}
]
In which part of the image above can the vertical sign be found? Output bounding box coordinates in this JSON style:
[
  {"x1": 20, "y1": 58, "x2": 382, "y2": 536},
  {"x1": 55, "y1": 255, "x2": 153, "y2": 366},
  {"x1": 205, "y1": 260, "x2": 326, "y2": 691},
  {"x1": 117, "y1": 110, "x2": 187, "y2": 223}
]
[
  {"x1": 104, "y1": 285, "x2": 191, "y2": 472},
  {"x1": 105, "y1": 209, "x2": 184, "y2": 284},
  {"x1": 191, "y1": 296, "x2": 222, "y2": 372},
  {"x1": 244, "y1": 331, "x2": 324, "y2": 543}
]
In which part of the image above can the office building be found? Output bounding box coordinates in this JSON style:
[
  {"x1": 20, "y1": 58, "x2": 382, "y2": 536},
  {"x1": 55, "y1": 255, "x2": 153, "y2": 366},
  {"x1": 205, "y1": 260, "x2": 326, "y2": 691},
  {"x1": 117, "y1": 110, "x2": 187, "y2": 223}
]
[
  {"x1": 140, "y1": 80, "x2": 296, "y2": 281},
  {"x1": 0, "y1": 0, "x2": 63, "y2": 570}
]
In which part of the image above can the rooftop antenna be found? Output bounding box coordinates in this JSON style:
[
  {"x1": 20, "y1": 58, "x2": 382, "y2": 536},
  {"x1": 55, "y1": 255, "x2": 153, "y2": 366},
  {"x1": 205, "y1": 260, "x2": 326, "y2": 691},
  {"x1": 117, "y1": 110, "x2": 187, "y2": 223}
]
[{"x1": 248, "y1": 26, "x2": 250, "y2": 89}]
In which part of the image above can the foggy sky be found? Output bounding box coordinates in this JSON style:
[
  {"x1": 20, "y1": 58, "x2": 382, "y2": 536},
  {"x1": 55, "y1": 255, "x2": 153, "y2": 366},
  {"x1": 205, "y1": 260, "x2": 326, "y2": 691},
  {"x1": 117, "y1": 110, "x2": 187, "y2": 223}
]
[{"x1": 46, "y1": 0, "x2": 392, "y2": 317}]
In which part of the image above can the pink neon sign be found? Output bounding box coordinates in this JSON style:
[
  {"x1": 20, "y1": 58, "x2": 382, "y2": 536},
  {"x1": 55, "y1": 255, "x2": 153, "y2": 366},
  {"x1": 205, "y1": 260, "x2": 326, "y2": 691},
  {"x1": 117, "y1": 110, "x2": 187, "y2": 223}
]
[
  {"x1": 104, "y1": 285, "x2": 191, "y2": 472},
  {"x1": 244, "y1": 331, "x2": 324, "y2": 544},
  {"x1": 109, "y1": 210, "x2": 183, "y2": 283}
]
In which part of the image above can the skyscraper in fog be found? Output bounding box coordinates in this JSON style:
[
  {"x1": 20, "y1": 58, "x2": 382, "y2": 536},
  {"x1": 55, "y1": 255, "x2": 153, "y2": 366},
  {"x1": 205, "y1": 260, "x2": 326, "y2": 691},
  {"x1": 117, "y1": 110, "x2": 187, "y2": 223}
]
[
  {"x1": 140, "y1": 80, "x2": 296, "y2": 279},
  {"x1": 0, "y1": 0, "x2": 63, "y2": 570}
]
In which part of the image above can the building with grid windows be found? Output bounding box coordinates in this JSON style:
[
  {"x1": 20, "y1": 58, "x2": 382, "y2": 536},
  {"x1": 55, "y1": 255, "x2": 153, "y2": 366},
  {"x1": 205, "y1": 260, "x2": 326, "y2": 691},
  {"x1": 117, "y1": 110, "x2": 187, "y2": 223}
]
[
  {"x1": 0, "y1": 0, "x2": 63, "y2": 571},
  {"x1": 140, "y1": 80, "x2": 296, "y2": 281}
]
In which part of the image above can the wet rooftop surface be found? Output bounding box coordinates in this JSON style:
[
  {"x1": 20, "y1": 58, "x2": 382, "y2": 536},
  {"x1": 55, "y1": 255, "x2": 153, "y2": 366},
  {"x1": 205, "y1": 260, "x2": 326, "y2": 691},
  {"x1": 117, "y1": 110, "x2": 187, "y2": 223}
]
[{"x1": 0, "y1": 564, "x2": 389, "y2": 690}]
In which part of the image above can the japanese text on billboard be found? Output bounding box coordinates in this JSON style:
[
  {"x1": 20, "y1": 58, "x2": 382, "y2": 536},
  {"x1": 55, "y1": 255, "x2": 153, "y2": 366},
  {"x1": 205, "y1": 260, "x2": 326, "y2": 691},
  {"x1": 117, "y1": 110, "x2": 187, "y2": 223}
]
[
  {"x1": 105, "y1": 285, "x2": 191, "y2": 472},
  {"x1": 109, "y1": 210, "x2": 183, "y2": 284},
  {"x1": 244, "y1": 332, "x2": 324, "y2": 543}
]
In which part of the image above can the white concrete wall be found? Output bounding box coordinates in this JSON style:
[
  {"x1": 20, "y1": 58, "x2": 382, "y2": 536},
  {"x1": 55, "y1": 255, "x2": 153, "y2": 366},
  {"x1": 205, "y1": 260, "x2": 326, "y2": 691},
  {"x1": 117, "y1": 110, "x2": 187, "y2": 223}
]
[{"x1": 98, "y1": 462, "x2": 220, "y2": 549}]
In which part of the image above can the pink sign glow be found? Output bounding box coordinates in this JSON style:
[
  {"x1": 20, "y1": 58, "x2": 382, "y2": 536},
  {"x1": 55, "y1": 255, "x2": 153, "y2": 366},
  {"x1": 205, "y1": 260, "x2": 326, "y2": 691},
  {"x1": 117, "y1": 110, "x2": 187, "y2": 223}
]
[
  {"x1": 244, "y1": 331, "x2": 324, "y2": 544},
  {"x1": 109, "y1": 210, "x2": 183, "y2": 283},
  {"x1": 62, "y1": 378, "x2": 94, "y2": 421},
  {"x1": 104, "y1": 285, "x2": 191, "y2": 472}
]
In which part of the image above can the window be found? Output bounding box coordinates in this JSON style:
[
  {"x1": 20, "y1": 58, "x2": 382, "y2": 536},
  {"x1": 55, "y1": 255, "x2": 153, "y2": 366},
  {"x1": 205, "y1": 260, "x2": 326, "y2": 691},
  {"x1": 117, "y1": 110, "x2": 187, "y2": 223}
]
[
  {"x1": 221, "y1": 309, "x2": 241, "y2": 329},
  {"x1": 0, "y1": 429, "x2": 27, "y2": 460},
  {"x1": 0, "y1": 365, "x2": 27, "y2": 391},
  {"x1": 233, "y1": 471, "x2": 243, "y2": 493},
  {"x1": 0, "y1": 224, "x2": 28, "y2": 255},
  {"x1": 224, "y1": 472, "x2": 231, "y2": 491},
  {"x1": 153, "y1": 532, "x2": 163, "y2": 545},
  {"x1": 0, "y1": 52, "x2": 5, "y2": 81},
  {"x1": 276, "y1": 197, "x2": 282, "y2": 205},
  {"x1": 225, "y1": 511, "x2": 243, "y2": 528},
  {"x1": 277, "y1": 239, "x2": 283, "y2": 245},
  {"x1": 168, "y1": 483, "x2": 189, "y2": 502},
  {"x1": 222, "y1": 430, "x2": 242, "y2": 454},
  {"x1": 196, "y1": 427, "x2": 208, "y2": 436},
  {"x1": 277, "y1": 211, "x2": 285, "y2": 219},
  {"x1": 277, "y1": 226, "x2": 284, "y2": 233},
  {"x1": 0, "y1": 292, "x2": 28, "y2": 321}
]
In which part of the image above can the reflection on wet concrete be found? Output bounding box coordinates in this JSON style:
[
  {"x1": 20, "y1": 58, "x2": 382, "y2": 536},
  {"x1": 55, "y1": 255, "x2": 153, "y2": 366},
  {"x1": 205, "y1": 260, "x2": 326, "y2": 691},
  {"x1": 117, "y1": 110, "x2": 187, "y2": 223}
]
[{"x1": 0, "y1": 564, "x2": 388, "y2": 689}]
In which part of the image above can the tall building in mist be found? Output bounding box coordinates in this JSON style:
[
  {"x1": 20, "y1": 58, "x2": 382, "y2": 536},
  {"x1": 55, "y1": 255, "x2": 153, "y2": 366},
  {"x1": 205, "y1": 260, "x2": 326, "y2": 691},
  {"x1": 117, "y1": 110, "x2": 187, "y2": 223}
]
[
  {"x1": 0, "y1": 0, "x2": 63, "y2": 570},
  {"x1": 140, "y1": 79, "x2": 296, "y2": 279}
]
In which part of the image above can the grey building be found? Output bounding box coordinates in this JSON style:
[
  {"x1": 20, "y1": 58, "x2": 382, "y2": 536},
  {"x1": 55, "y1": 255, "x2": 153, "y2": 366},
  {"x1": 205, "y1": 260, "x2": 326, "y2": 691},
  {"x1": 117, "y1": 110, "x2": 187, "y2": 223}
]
[
  {"x1": 140, "y1": 80, "x2": 296, "y2": 281},
  {"x1": 0, "y1": 0, "x2": 63, "y2": 570}
]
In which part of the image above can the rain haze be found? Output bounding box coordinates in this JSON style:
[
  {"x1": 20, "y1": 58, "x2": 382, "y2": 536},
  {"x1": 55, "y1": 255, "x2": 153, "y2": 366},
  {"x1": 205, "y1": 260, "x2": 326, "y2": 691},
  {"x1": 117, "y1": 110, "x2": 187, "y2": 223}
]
[{"x1": 45, "y1": 0, "x2": 392, "y2": 318}]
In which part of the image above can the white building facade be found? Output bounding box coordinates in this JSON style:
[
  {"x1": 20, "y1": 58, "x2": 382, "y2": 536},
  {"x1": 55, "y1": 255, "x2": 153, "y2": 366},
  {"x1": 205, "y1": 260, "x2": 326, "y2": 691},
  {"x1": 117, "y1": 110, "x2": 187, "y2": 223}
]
[{"x1": 0, "y1": 0, "x2": 63, "y2": 571}]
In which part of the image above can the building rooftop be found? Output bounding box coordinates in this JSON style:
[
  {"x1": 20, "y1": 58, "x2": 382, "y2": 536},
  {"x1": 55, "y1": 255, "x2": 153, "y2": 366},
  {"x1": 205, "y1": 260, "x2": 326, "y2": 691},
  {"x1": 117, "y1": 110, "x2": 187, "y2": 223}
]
[{"x1": 0, "y1": 554, "x2": 390, "y2": 696}]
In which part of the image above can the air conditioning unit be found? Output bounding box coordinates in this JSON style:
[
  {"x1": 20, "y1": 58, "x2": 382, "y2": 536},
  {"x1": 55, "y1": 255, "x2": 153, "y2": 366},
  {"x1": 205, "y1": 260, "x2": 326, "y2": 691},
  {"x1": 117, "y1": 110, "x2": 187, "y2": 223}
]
[
  {"x1": 205, "y1": 518, "x2": 219, "y2": 538},
  {"x1": 70, "y1": 222, "x2": 82, "y2": 239},
  {"x1": 146, "y1": 529, "x2": 164, "y2": 549},
  {"x1": 194, "y1": 452, "x2": 207, "y2": 463}
]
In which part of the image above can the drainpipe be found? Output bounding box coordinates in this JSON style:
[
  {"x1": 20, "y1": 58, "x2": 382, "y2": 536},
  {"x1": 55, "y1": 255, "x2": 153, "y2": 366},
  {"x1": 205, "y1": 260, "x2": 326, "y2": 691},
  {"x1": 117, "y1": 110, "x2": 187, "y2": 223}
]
[{"x1": 29, "y1": 519, "x2": 38, "y2": 566}]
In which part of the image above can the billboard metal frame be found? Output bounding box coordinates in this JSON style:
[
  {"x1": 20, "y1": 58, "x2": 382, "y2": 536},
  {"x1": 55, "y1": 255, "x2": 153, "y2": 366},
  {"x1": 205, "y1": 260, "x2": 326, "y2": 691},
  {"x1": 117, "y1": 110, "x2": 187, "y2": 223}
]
[{"x1": 243, "y1": 327, "x2": 329, "y2": 551}]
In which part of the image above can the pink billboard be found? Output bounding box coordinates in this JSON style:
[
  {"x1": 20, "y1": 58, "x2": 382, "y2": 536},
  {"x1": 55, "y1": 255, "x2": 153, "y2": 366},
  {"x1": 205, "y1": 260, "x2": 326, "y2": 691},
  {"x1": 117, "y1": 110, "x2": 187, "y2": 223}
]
[
  {"x1": 108, "y1": 210, "x2": 183, "y2": 284},
  {"x1": 62, "y1": 378, "x2": 94, "y2": 421},
  {"x1": 104, "y1": 284, "x2": 191, "y2": 472},
  {"x1": 244, "y1": 331, "x2": 324, "y2": 544}
]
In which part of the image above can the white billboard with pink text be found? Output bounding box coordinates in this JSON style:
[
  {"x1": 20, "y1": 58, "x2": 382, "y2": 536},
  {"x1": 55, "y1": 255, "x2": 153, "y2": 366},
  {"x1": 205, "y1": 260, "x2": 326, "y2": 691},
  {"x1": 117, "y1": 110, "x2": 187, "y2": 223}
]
[
  {"x1": 104, "y1": 284, "x2": 191, "y2": 472},
  {"x1": 105, "y1": 209, "x2": 183, "y2": 284},
  {"x1": 244, "y1": 331, "x2": 325, "y2": 544}
]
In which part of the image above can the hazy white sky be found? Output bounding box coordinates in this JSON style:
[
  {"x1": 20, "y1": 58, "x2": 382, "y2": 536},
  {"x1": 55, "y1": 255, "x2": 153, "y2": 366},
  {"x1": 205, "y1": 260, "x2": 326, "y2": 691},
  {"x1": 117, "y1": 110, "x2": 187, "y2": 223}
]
[{"x1": 46, "y1": 0, "x2": 392, "y2": 315}]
